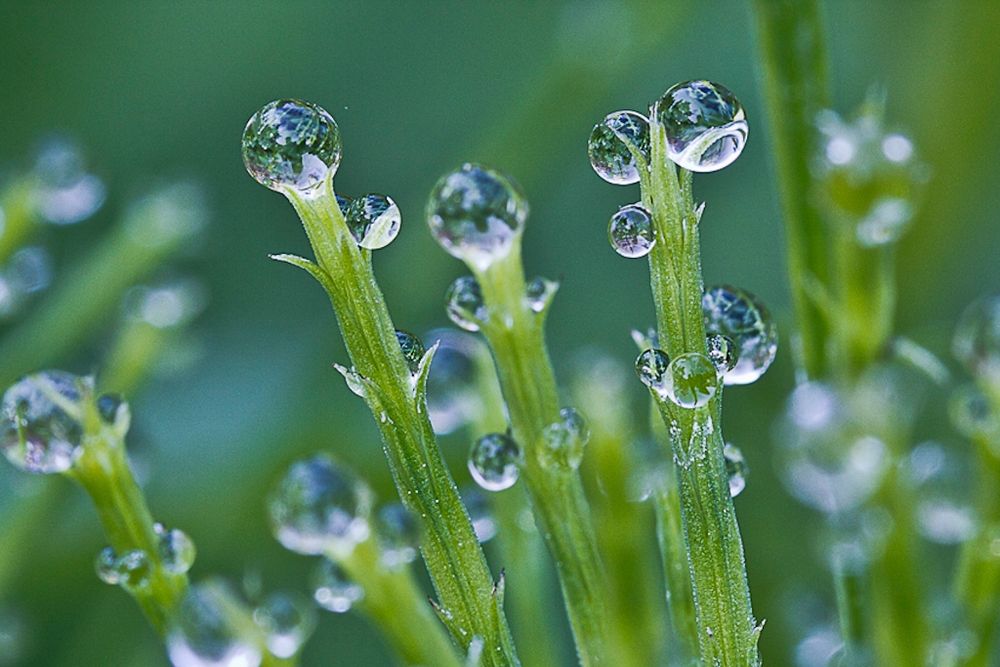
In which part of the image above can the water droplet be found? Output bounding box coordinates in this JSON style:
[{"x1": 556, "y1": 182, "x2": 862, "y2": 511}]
[
  {"x1": 608, "y1": 204, "x2": 655, "y2": 258},
  {"x1": 7, "y1": 247, "x2": 52, "y2": 296},
  {"x1": 426, "y1": 164, "x2": 528, "y2": 270},
  {"x1": 855, "y1": 197, "x2": 913, "y2": 247},
  {"x1": 588, "y1": 110, "x2": 650, "y2": 185},
  {"x1": 32, "y1": 138, "x2": 106, "y2": 225},
  {"x1": 1, "y1": 371, "x2": 86, "y2": 474},
  {"x1": 468, "y1": 433, "x2": 521, "y2": 491},
  {"x1": 656, "y1": 80, "x2": 748, "y2": 173},
  {"x1": 123, "y1": 182, "x2": 207, "y2": 250},
  {"x1": 124, "y1": 280, "x2": 207, "y2": 331},
  {"x1": 702, "y1": 285, "x2": 778, "y2": 385},
  {"x1": 268, "y1": 455, "x2": 372, "y2": 557},
  {"x1": 724, "y1": 443, "x2": 748, "y2": 497},
  {"x1": 906, "y1": 442, "x2": 978, "y2": 545},
  {"x1": 954, "y1": 294, "x2": 1000, "y2": 381},
  {"x1": 445, "y1": 276, "x2": 487, "y2": 332},
  {"x1": 346, "y1": 194, "x2": 401, "y2": 250},
  {"x1": 242, "y1": 99, "x2": 342, "y2": 195},
  {"x1": 540, "y1": 407, "x2": 590, "y2": 471},
  {"x1": 663, "y1": 353, "x2": 718, "y2": 409},
  {"x1": 96, "y1": 393, "x2": 126, "y2": 425},
  {"x1": 395, "y1": 330, "x2": 425, "y2": 374},
  {"x1": 156, "y1": 523, "x2": 197, "y2": 574},
  {"x1": 525, "y1": 276, "x2": 558, "y2": 313},
  {"x1": 949, "y1": 384, "x2": 999, "y2": 441},
  {"x1": 462, "y1": 488, "x2": 497, "y2": 543},
  {"x1": 168, "y1": 582, "x2": 263, "y2": 667},
  {"x1": 635, "y1": 348, "x2": 670, "y2": 396},
  {"x1": 706, "y1": 334, "x2": 738, "y2": 374},
  {"x1": 312, "y1": 560, "x2": 363, "y2": 613},
  {"x1": 253, "y1": 593, "x2": 316, "y2": 659},
  {"x1": 95, "y1": 547, "x2": 122, "y2": 585},
  {"x1": 425, "y1": 329, "x2": 485, "y2": 434},
  {"x1": 95, "y1": 547, "x2": 150, "y2": 589},
  {"x1": 377, "y1": 503, "x2": 420, "y2": 568}
]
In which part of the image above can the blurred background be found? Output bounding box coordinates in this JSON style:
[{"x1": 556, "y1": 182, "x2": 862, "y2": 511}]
[{"x1": 1, "y1": 1, "x2": 998, "y2": 665}]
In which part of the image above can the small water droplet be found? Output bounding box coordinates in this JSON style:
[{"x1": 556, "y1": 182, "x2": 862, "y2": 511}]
[
  {"x1": 445, "y1": 276, "x2": 487, "y2": 332},
  {"x1": 123, "y1": 280, "x2": 207, "y2": 330},
  {"x1": 540, "y1": 407, "x2": 590, "y2": 471},
  {"x1": 702, "y1": 285, "x2": 778, "y2": 385},
  {"x1": 312, "y1": 560, "x2": 363, "y2": 613},
  {"x1": 426, "y1": 164, "x2": 528, "y2": 270},
  {"x1": 656, "y1": 80, "x2": 748, "y2": 173},
  {"x1": 723, "y1": 443, "x2": 748, "y2": 497},
  {"x1": 156, "y1": 523, "x2": 197, "y2": 574},
  {"x1": 468, "y1": 433, "x2": 521, "y2": 491},
  {"x1": 333, "y1": 364, "x2": 368, "y2": 398},
  {"x1": 462, "y1": 488, "x2": 497, "y2": 543},
  {"x1": 253, "y1": 593, "x2": 316, "y2": 659},
  {"x1": 242, "y1": 99, "x2": 342, "y2": 195},
  {"x1": 954, "y1": 294, "x2": 1000, "y2": 381},
  {"x1": 588, "y1": 110, "x2": 650, "y2": 185},
  {"x1": 376, "y1": 503, "x2": 420, "y2": 569},
  {"x1": 608, "y1": 204, "x2": 655, "y2": 258},
  {"x1": 32, "y1": 137, "x2": 106, "y2": 225},
  {"x1": 663, "y1": 353, "x2": 718, "y2": 409},
  {"x1": 706, "y1": 334, "x2": 738, "y2": 374},
  {"x1": 525, "y1": 276, "x2": 558, "y2": 313},
  {"x1": 346, "y1": 194, "x2": 401, "y2": 249},
  {"x1": 949, "y1": 384, "x2": 998, "y2": 441},
  {"x1": 168, "y1": 582, "x2": 263, "y2": 667},
  {"x1": 268, "y1": 455, "x2": 372, "y2": 557},
  {"x1": 635, "y1": 348, "x2": 670, "y2": 396},
  {"x1": 395, "y1": 330, "x2": 425, "y2": 374},
  {"x1": 1, "y1": 371, "x2": 86, "y2": 474},
  {"x1": 95, "y1": 547, "x2": 150, "y2": 589}
]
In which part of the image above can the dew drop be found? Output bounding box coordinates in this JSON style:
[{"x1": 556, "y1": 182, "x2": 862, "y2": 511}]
[
  {"x1": 525, "y1": 276, "x2": 558, "y2": 313},
  {"x1": 656, "y1": 80, "x2": 748, "y2": 173},
  {"x1": 32, "y1": 137, "x2": 106, "y2": 225},
  {"x1": 96, "y1": 547, "x2": 150, "y2": 589},
  {"x1": 376, "y1": 503, "x2": 420, "y2": 569},
  {"x1": 1, "y1": 371, "x2": 86, "y2": 474},
  {"x1": 333, "y1": 364, "x2": 367, "y2": 399},
  {"x1": 706, "y1": 334, "x2": 738, "y2": 374},
  {"x1": 425, "y1": 329, "x2": 484, "y2": 434},
  {"x1": 156, "y1": 523, "x2": 197, "y2": 575},
  {"x1": 253, "y1": 593, "x2": 316, "y2": 659},
  {"x1": 702, "y1": 285, "x2": 778, "y2": 385},
  {"x1": 540, "y1": 407, "x2": 590, "y2": 471},
  {"x1": 346, "y1": 194, "x2": 401, "y2": 250},
  {"x1": 242, "y1": 99, "x2": 342, "y2": 195},
  {"x1": 663, "y1": 353, "x2": 718, "y2": 409},
  {"x1": 95, "y1": 547, "x2": 122, "y2": 585},
  {"x1": 395, "y1": 330, "x2": 425, "y2": 374},
  {"x1": 907, "y1": 442, "x2": 978, "y2": 545},
  {"x1": 123, "y1": 280, "x2": 207, "y2": 330},
  {"x1": 312, "y1": 560, "x2": 363, "y2": 613},
  {"x1": 426, "y1": 164, "x2": 528, "y2": 270},
  {"x1": 588, "y1": 110, "x2": 651, "y2": 185},
  {"x1": 635, "y1": 348, "x2": 670, "y2": 397},
  {"x1": 7, "y1": 247, "x2": 52, "y2": 296},
  {"x1": 445, "y1": 276, "x2": 487, "y2": 332},
  {"x1": 949, "y1": 384, "x2": 998, "y2": 441},
  {"x1": 268, "y1": 455, "x2": 372, "y2": 557},
  {"x1": 468, "y1": 433, "x2": 521, "y2": 492},
  {"x1": 608, "y1": 204, "x2": 655, "y2": 258},
  {"x1": 96, "y1": 393, "x2": 126, "y2": 425},
  {"x1": 168, "y1": 582, "x2": 263, "y2": 667},
  {"x1": 953, "y1": 294, "x2": 1000, "y2": 381},
  {"x1": 462, "y1": 488, "x2": 497, "y2": 543},
  {"x1": 723, "y1": 443, "x2": 748, "y2": 497}
]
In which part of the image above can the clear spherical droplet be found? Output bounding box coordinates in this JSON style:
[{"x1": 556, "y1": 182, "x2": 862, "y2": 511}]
[
  {"x1": 702, "y1": 285, "x2": 778, "y2": 385},
  {"x1": 954, "y1": 294, "x2": 1000, "y2": 381},
  {"x1": 312, "y1": 560, "x2": 363, "y2": 613},
  {"x1": 376, "y1": 503, "x2": 420, "y2": 569},
  {"x1": 346, "y1": 194, "x2": 401, "y2": 250},
  {"x1": 540, "y1": 407, "x2": 590, "y2": 471},
  {"x1": 168, "y1": 583, "x2": 263, "y2": 667},
  {"x1": 608, "y1": 204, "x2": 655, "y2": 258},
  {"x1": 588, "y1": 110, "x2": 651, "y2": 185},
  {"x1": 706, "y1": 334, "x2": 738, "y2": 374},
  {"x1": 242, "y1": 99, "x2": 342, "y2": 195},
  {"x1": 268, "y1": 455, "x2": 372, "y2": 557},
  {"x1": 525, "y1": 276, "x2": 558, "y2": 313},
  {"x1": 468, "y1": 433, "x2": 521, "y2": 492},
  {"x1": 32, "y1": 137, "x2": 106, "y2": 225},
  {"x1": 635, "y1": 348, "x2": 670, "y2": 397},
  {"x1": 1, "y1": 371, "x2": 86, "y2": 474},
  {"x1": 656, "y1": 80, "x2": 748, "y2": 173},
  {"x1": 395, "y1": 330, "x2": 425, "y2": 374},
  {"x1": 663, "y1": 353, "x2": 718, "y2": 409},
  {"x1": 96, "y1": 393, "x2": 126, "y2": 425},
  {"x1": 96, "y1": 547, "x2": 122, "y2": 585},
  {"x1": 156, "y1": 523, "x2": 197, "y2": 575},
  {"x1": 445, "y1": 276, "x2": 487, "y2": 332},
  {"x1": 427, "y1": 164, "x2": 528, "y2": 270},
  {"x1": 723, "y1": 443, "x2": 748, "y2": 497},
  {"x1": 462, "y1": 488, "x2": 497, "y2": 543},
  {"x1": 253, "y1": 593, "x2": 316, "y2": 659}
]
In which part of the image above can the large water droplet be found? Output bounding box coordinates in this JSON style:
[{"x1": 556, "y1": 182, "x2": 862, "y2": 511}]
[
  {"x1": 395, "y1": 330, "x2": 425, "y2": 374},
  {"x1": 540, "y1": 407, "x2": 590, "y2": 471},
  {"x1": 702, "y1": 285, "x2": 778, "y2": 385},
  {"x1": 468, "y1": 433, "x2": 521, "y2": 492},
  {"x1": 376, "y1": 503, "x2": 420, "y2": 569},
  {"x1": 253, "y1": 593, "x2": 316, "y2": 659},
  {"x1": 656, "y1": 80, "x2": 748, "y2": 173},
  {"x1": 168, "y1": 583, "x2": 263, "y2": 667},
  {"x1": 608, "y1": 204, "x2": 655, "y2": 258},
  {"x1": 268, "y1": 455, "x2": 372, "y2": 557},
  {"x1": 1, "y1": 371, "x2": 85, "y2": 474},
  {"x1": 724, "y1": 443, "x2": 748, "y2": 497},
  {"x1": 32, "y1": 138, "x2": 106, "y2": 225},
  {"x1": 588, "y1": 111, "x2": 651, "y2": 185},
  {"x1": 953, "y1": 294, "x2": 1000, "y2": 381},
  {"x1": 156, "y1": 523, "x2": 197, "y2": 574},
  {"x1": 445, "y1": 276, "x2": 487, "y2": 332},
  {"x1": 242, "y1": 99, "x2": 342, "y2": 195},
  {"x1": 312, "y1": 560, "x2": 364, "y2": 613},
  {"x1": 663, "y1": 353, "x2": 718, "y2": 409},
  {"x1": 426, "y1": 164, "x2": 528, "y2": 270},
  {"x1": 346, "y1": 194, "x2": 401, "y2": 250}
]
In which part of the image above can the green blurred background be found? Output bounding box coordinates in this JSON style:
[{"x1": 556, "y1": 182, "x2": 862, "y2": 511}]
[{"x1": 1, "y1": 1, "x2": 998, "y2": 665}]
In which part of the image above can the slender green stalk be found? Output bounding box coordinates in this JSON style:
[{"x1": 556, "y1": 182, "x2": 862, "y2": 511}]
[
  {"x1": 473, "y1": 243, "x2": 609, "y2": 666},
  {"x1": 68, "y1": 391, "x2": 187, "y2": 635},
  {"x1": 751, "y1": 0, "x2": 833, "y2": 380},
  {"x1": 639, "y1": 122, "x2": 760, "y2": 666},
  {"x1": 333, "y1": 539, "x2": 464, "y2": 667},
  {"x1": 0, "y1": 179, "x2": 38, "y2": 264},
  {"x1": 281, "y1": 182, "x2": 518, "y2": 666},
  {"x1": 831, "y1": 557, "x2": 866, "y2": 660}
]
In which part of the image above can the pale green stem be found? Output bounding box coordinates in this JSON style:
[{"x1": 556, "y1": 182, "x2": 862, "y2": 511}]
[
  {"x1": 640, "y1": 121, "x2": 760, "y2": 666},
  {"x1": 0, "y1": 179, "x2": 39, "y2": 265},
  {"x1": 474, "y1": 243, "x2": 609, "y2": 666},
  {"x1": 283, "y1": 183, "x2": 518, "y2": 666}
]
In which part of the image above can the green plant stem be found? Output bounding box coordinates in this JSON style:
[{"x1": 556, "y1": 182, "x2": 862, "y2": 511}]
[
  {"x1": 68, "y1": 397, "x2": 187, "y2": 636},
  {"x1": 283, "y1": 185, "x2": 518, "y2": 666},
  {"x1": 640, "y1": 122, "x2": 759, "y2": 666},
  {"x1": 334, "y1": 539, "x2": 464, "y2": 667},
  {"x1": 751, "y1": 0, "x2": 833, "y2": 380},
  {"x1": 831, "y1": 558, "x2": 866, "y2": 659},
  {"x1": 0, "y1": 179, "x2": 39, "y2": 264},
  {"x1": 474, "y1": 244, "x2": 609, "y2": 666}
]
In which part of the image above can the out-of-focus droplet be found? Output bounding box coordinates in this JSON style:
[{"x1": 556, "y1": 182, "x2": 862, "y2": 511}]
[
  {"x1": 95, "y1": 547, "x2": 151, "y2": 589},
  {"x1": 656, "y1": 81, "x2": 748, "y2": 173},
  {"x1": 702, "y1": 284, "x2": 778, "y2": 385},
  {"x1": 462, "y1": 488, "x2": 497, "y2": 543},
  {"x1": 376, "y1": 503, "x2": 420, "y2": 569},
  {"x1": 540, "y1": 407, "x2": 590, "y2": 471},
  {"x1": 445, "y1": 276, "x2": 487, "y2": 332},
  {"x1": 954, "y1": 294, "x2": 1000, "y2": 381},
  {"x1": 425, "y1": 329, "x2": 486, "y2": 434},
  {"x1": 905, "y1": 442, "x2": 977, "y2": 545},
  {"x1": 7, "y1": 247, "x2": 52, "y2": 295},
  {"x1": 525, "y1": 276, "x2": 558, "y2": 313},
  {"x1": 468, "y1": 433, "x2": 521, "y2": 492},
  {"x1": 724, "y1": 443, "x2": 748, "y2": 497},
  {"x1": 96, "y1": 393, "x2": 126, "y2": 425},
  {"x1": 167, "y1": 582, "x2": 263, "y2": 667},
  {"x1": 253, "y1": 593, "x2": 316, "y2": 659},
  {"x1": 1, "y1": 371, "x2": 86, "y2": 474},
  {"x1": 346, "y1": 194, "x2": 401, "y2": 250},
  {"x1": 123, "y1": 280, "x2": 207, "y2": 330},
  {"x1": 588, "y1": 110, "x2": 651, "y2": 185},
  {"x1": 312, "y1": 560, "x2": 363, "y2": 613},
  {"x1": 949, "y1": 384, "x2": 999, "y2": 441},
  {"x1": 32, "y1": 138, "x2": 106, "y2": 225},
  {"x1": 608, "y1": 204, "x2": 655, "y2": 258}
]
